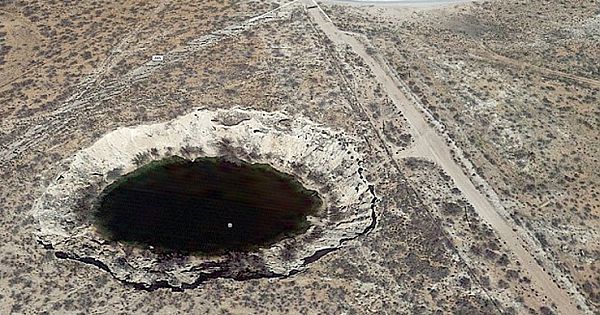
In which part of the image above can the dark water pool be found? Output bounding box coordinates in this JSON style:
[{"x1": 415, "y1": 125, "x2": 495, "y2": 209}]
[{"x1": 94, "y1": 157, "x2": 321, "y2": 254}]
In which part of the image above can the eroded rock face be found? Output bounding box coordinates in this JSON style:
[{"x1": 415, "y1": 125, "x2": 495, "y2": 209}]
[{"x1": 32, "y1": 108, "x2": 376, "y2": 290}]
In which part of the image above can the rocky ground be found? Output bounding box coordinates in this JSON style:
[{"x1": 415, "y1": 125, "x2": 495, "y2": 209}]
[
  {"x1": 0, "y1": 0, "x2": 597, "y2": 314},
  {"x1": 322, "y1": 0, "x2": 599, "y2": 312}
]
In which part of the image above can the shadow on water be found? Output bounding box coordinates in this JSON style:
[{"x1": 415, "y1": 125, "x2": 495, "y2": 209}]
[{"x1": 94, "y1": 156, "x2": 322, "y2": 255}]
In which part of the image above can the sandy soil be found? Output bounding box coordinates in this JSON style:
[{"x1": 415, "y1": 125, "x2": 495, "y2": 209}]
[{"x1": 303, "y1": 0, "x2": 590, "y2": 313}]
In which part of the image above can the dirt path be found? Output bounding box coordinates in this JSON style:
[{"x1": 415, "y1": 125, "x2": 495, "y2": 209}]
[
  {"x1": 0, "y1": 1, "x2": 298, "y2": 165},
  {"x1": 471, "y1": 47, "x2": 600, "y2": 88},
  {"x1": 302, "y1": 1, "x2": 588, "y2": 313}
]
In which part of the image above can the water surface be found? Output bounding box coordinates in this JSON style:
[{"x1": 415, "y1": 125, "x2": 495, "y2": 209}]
[{"x1": 94, "y1": 157, "x2": 321, "y2": 254}]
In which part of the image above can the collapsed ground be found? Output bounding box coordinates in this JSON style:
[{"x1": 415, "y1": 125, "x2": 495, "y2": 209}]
[{"x1": 0, "y1": 0, "x2": 597, "y2": 314}]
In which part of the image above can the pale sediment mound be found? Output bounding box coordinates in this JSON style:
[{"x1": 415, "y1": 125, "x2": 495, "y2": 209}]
[{"x1": 32, "y1": 108, "x2": 376, "y2": 290}]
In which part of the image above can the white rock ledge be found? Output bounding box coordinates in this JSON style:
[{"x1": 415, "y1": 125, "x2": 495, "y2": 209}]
[{"x1": 32, "y1": 108, "x2": 376, "y2": 289}]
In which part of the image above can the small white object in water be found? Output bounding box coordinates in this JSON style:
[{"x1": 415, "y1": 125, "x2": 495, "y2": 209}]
[{"x1": 227, "y1": 222, "x2": 233, "y2": 228}]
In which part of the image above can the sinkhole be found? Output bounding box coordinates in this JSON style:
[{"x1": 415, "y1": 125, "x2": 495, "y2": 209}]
[{"x1": 93, "y1": 156, "x2": 322, "y2": 254}]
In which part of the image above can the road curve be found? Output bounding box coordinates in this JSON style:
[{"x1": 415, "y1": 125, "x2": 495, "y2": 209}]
[{"x1": 302, "y1": 1, "x2": 587, "y2": 313}]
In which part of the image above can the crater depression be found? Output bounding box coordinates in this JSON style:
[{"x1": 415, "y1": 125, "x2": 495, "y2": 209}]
[{"x1": 32, "y1": 108, "x2": 376, "y2": 289}]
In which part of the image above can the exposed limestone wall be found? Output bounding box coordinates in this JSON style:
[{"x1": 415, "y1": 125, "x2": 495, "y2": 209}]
[{"x1": 32, "y1": 108, "x2": 376, "y2": 289}]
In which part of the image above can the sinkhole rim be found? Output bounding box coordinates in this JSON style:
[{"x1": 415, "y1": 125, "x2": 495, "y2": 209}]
[{"x1": 32, "y1": 108, "x2": 376, "y2": 288}]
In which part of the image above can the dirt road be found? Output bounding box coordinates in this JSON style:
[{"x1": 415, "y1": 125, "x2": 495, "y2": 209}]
[{"x1": 302, "y1": 1, "x2": 587, "y2": 313}]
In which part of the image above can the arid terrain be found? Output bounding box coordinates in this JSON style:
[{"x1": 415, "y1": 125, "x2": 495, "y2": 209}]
[{"x1": 0, "y1": 0, "x2": 598, "y2": 314}]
